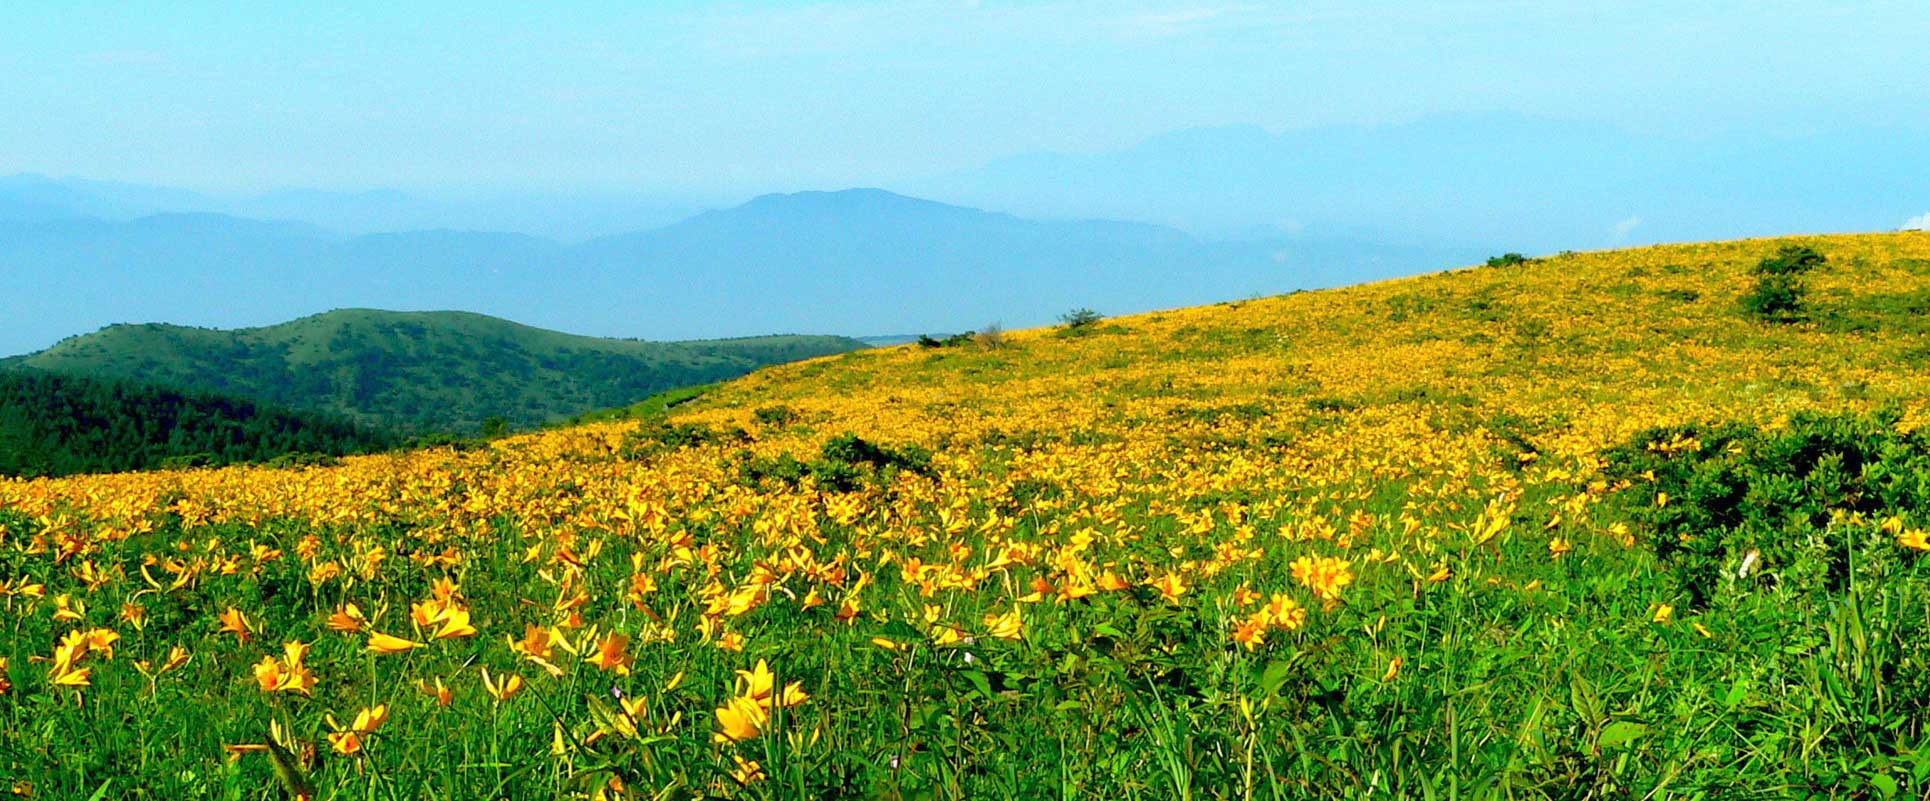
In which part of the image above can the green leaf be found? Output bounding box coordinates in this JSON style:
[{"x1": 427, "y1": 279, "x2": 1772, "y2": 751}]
[
  {"x1": 960, "y1": 670, "x2": 994, "y2": 698},
  {"x1": 1260, "y1": 660, "x2": 1293, "y2": 696},
  {"x1": 1722, "y1": 678, "x2": 1749, "y2": 709},
  {"x1": 1569, "y1": 674, "x2": 1602, "y2": 725},
  {"x1": 1597, "y1": 721, "x2": 1648, "y2": 750}
]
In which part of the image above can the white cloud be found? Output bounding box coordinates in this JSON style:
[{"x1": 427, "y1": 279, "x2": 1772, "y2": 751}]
[
  {"x1": 1611, "y1": 215, "x2": 1641, "y2": 240},
  {"x1": 1905, "y1": 212, "x2": 1930, "y2": 231}
]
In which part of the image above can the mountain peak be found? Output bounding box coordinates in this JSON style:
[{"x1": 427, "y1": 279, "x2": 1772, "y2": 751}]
[{"x1": 739, "y1": 188, "x2": 957, "y2": 214}]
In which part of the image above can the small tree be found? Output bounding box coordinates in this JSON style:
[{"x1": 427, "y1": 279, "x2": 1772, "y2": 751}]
[
  {"x1": 1486, "y1": 253, "x2": 1530, "y2": 268},
  {"x1": 1059, "y1": 308, "x2": 1103, "y2": 329},
  {"x1": 1755, "y1": 245, "x2": 1825, "y2": 276}
]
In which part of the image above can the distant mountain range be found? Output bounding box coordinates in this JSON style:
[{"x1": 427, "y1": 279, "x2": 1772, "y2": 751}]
[
  {"x1": 2, "y1": 310, "x2": 866, "y2": 433},
  {"x1": 0, "y1": 187, "x2": 1486, "y2": 356},
  {"x1": 0, "y1": 173, "x2": 704, "y2": 241},
  {"x1": 903, "y1": 113, "x2": 1930, "y2": 251}
]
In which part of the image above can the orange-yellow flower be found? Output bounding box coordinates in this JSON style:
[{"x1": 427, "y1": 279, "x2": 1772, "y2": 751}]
[
  {"x1": 734, "y1": 659, "x2": 808, "y2": 709},
  {"x1": 327, "y1": 704, "x2": 389, "y2": 756},
  {"x1": 82, "y1": 628, "x2": 120, "y2": 659},
  {"x1": 326, "y1": 603, "x2": 367, "y2": 632},
  {"x1": 138, "y1": 644, "x2": 191, "y2": 678},
  {"x1": 509, "y1": 624, "x2": 565, "y2": 677},
  {"x1": 216, "y1": 607, "x2": 253, "y2": 643},
  {"x1": 253, "y1": 640, "x2": 318, "y2": 695},
  {"x1": 982, "y1": 608, "x2": 1024, "y2": 641},
  {"x1": 510, "y1": 624, "x2": 556, "y2": 659},
  {"x1": 49, "y1": 629, "x2": 94, "y2": 688},
  {"x1": 1262, "y1": 594, "x2": 1306, "y2": 631},
  {"x1": 119, "y1": 602, "x2": 147, "y2": 631},
  {"x1": 418, "y1": 675, "x2": 453, "y2": 707},
  {"x1": 481, "y1": 667, "x2": 524, "y2": 703},
  {"x1": 1899, "y1": 528, "x2": 1930, "y2": 551},
  {"x1": 1290, "y1": 555, "x2": 1355, "y2": 601},
  {"x1": 1231, "y1": 613, "x2": 1268, "y2": 650},
  {"x1": 713, "y1": 694, "x2": 768, "y2": 743},
  {"x1": 366, "y1": 630, "x2": 425, "y2": 655},
  {"x1": 429, "y1": 607, "x2": 477, "y2": 640},
  {"x1": 1147, "y1": 573, "x2": 1187, "y2": 603},
  {"x1": 585, "y1": 632, "x2": 633, "y2": 675},
  {"x1": 730, "y1": 754, "x2": 766, "y2": 784},
  {"x1": 835, "y1": 596, "x2": 862, "y2": 623},
  {"x1": 52, "y1": 594, "x2": 85, "y2": 622}
]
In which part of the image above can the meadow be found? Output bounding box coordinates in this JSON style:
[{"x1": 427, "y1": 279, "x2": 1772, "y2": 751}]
[{"x1": 5, "y1": 232, "x2": 1930, "y2": 799}]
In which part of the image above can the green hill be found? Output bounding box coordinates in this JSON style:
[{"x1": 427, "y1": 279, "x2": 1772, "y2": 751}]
[
  {"x1": 3, "y1": 309, "x2": 867, "y2": 433},
  {"x1": 0, "y1": 369, "x2": 393, "y2": 477}
]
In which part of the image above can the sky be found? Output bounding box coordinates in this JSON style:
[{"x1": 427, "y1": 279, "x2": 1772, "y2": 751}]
[{"x1": 4, "y1": 1, "x2": 1928, "y2": 197}]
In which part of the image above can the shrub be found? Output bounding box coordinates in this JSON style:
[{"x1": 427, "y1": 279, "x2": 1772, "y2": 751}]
[
  {"x1": 1742, "y1": 245, "x2": 1824, "y2": 322},
  {"x1": 1486, "y1": 253, "x2": 1530, "y2": 268},
  {"x1": 752, "y1": 405, "x2": 799, "y2": 428},
  {"x1": 1059, "y1": 308, "x2": 1104, "y2": 329},
  {"x1": 917, "y1": 333, "x2": 975, "y2": 349},
  {"x1": 819, "y1": 432, "x2": 932, "y2": 475},
  {"x1": 974, "y1": 323, "x2": 1007, "y2": 350},
  {"x1": 1741, "y1": 273, "x2": 1807, "y2": 321},
  {"x1": 734, "y1": 432, "x2": 931, "y2": 492},
  {"x1": 1603, "y1": 410, "x2": 1929, "y2": 606},
  {"x1": 1754, "y1": 245, "x2": 1826, "y2": 276},
  {"x1": 619, "y1": 420, "x2": 747, "y2": 460}
]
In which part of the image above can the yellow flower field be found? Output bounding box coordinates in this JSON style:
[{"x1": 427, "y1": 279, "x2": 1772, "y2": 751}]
[{"x1": 4, "y1": 232, "x2": 1930, "y2": 799}]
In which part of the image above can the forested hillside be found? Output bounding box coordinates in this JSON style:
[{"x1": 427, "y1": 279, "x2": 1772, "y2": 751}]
[
  {"x1": 0, "y1": 369, "x2": 392, "y2": 477},
  {"x1": 7, "y1": 309, "x2": 867, "y2": 433}
]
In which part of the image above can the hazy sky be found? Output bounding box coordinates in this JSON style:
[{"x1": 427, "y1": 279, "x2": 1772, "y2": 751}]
[{"x1": 4, "y1": 1, "x2": 1926, "y2": 195}]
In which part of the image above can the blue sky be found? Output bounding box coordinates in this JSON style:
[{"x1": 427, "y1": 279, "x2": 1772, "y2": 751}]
[{"x1": 3, "y1": 1, "x2": 1927, "y2": 195}]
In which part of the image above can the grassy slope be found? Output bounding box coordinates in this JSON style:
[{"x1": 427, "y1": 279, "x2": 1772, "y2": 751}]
[
  {"x1": 8, "y1": 309, "x2": 867, "y2": 432},
  {"x1": 5, "y1": 233, "x2": 1930, "y2": 798},
  {"x1": 691, "y1": 232, "x2": 1930, "y2": 448}
]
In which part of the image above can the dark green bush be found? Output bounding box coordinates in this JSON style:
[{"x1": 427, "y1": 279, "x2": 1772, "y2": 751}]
[
  {"x1": 734, "y1": 433, "x2": 933, "y2": 492},
  {"x1": 1741, "y1": 273, "x2": 1808, "y2": 321},
  {"x1": 1604, "y1": 410, "x2": 1930, "y2": 606},
  {"x1": 1059, "y1": 308, "x2": 1104, "y2": 329},
  {"x1": 1486, "y1": 253, "x2": 1530, "y2": 268},
  {"x1": 753, "y1": 404, "x2": 799, "y2": 427},
  {"x1": 917, "y1": 333, "x2": 976, "y2": 349},
  {"x1": 1741, "y1": 245, "x2": 1826, "y2": 322},
  {"x1": 620, "y1": 420, "x2": 747, "y2": 459},
  {"x1": 819, "y1": 432, "x2": 932, "y2": 475},
  {"x1": 1754, "y1": 245, "x2": 1826, "y2": 276}
]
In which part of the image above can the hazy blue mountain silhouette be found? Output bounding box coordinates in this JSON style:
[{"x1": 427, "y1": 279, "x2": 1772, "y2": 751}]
[{"x1": 0, "y1": 188, "x2": 1483, "y2": 356}]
